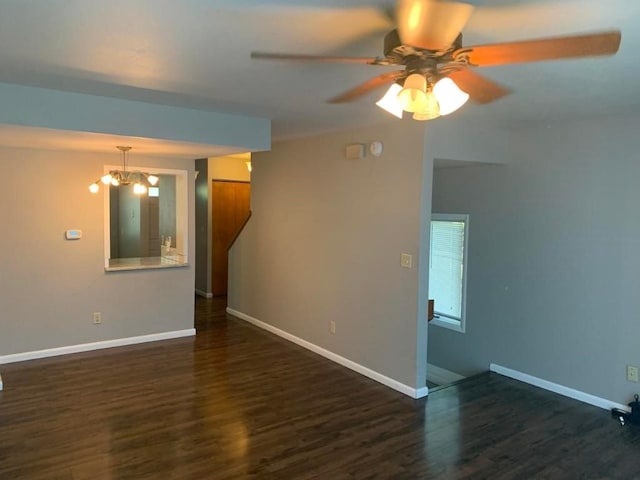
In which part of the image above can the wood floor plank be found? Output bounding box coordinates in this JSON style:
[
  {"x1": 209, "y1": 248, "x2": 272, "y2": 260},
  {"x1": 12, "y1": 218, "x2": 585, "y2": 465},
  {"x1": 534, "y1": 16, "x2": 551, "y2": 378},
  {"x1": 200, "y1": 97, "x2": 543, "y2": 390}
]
[{"x1": 0, "y1": 296, "x2": 638, "y2": 479}]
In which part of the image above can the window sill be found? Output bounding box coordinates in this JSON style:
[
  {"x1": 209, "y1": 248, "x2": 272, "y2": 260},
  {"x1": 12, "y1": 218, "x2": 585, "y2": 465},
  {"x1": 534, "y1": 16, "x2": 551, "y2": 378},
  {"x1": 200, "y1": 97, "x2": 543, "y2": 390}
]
[
  {"x1": 105, "y1": 256, "x2": 189, "y2": 272},
  {"x1": 430, "y1": 316, "x2": 465, "y2": 334}
]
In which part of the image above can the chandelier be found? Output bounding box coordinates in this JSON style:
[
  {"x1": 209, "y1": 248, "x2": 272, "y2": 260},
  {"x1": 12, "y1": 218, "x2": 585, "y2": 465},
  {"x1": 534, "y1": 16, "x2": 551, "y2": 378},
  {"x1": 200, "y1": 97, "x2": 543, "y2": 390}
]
[{"x1": 89, "y1": 146, "x2": 158, "y2": 195}]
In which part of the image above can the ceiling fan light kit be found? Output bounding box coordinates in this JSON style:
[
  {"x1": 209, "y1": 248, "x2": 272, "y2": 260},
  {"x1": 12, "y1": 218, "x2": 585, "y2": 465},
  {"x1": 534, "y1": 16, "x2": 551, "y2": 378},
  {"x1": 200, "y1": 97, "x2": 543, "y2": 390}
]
[
  {"x1": 378, "y1": 73, "x2": 470, "y2": 120},
  {"x1": 251, "y1": 0, "x2": 621, "y2": 122}
]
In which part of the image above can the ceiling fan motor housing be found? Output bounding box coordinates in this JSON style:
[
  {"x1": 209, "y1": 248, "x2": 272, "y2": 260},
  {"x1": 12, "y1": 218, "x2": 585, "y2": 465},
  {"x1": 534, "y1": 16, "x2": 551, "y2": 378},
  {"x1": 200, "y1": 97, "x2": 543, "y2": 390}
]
[
  {"x1": 384, "y1": 29, "x2": 464, "y2": 84},
  {"x1": 384, "y1": 29, "x2": 463, "y2": 57}
]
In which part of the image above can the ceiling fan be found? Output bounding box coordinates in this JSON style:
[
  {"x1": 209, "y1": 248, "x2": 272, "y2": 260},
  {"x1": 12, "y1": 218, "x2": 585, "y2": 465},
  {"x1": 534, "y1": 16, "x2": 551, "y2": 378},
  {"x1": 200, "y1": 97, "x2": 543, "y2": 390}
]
[{"x1": 251, "y1": 0, "x2": 621, "y2": 121}]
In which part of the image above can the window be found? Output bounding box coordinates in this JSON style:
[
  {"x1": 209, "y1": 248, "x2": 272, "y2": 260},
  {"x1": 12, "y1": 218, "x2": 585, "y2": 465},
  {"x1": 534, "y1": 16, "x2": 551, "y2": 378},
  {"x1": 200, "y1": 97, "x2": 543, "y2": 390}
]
[{"x1": 428, "y1": 213, "x2": 468, "y2": 333}]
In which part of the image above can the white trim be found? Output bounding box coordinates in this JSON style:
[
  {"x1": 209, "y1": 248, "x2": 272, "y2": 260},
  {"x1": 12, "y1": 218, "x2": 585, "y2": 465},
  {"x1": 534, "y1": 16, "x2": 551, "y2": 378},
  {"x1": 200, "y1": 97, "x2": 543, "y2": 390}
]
[
  {"x1": 195, "y1": 289, "x2": 213, "y2": 298},
  {"x1": 227, "y1": 308, "x2": 428, "y2": 399},
  {"x1": 0, "y1": 372, "x2": 3, "y2": 391},
  {"x1": 427, "y1": 363, "x2": 466, "y2": 385},
  {"x1": 490, "y1": 363, "x2": 629, "y2": 412},
  {"x1": 0, "y1": 329, "x2": 196, "y2": 365},
  {"x1": 414, "y1": 387, "x2": 429, "y2": 398}
]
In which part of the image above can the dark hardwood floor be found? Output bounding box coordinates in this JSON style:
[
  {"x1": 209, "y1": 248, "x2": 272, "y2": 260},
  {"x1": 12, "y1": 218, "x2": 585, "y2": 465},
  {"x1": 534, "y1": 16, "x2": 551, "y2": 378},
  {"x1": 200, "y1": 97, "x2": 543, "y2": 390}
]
[{"x1": 1, "y1": 296, "x2": 638, "y2": 479}]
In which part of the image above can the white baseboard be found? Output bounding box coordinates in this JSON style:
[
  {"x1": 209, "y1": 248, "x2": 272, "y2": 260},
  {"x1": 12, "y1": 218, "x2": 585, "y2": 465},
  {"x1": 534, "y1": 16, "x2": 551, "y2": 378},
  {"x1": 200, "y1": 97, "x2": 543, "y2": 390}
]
[
  {"x1": 227, "y1": 308, "x2": 428, "y2": 399},
  {"x1": 490, "y1": 363, "x2": 629, "y2": 412},
  {"x1": 427, "y1": 363, "x2": 466, "y2": 385},
  {"x1": 0, "y1": 329, "x2": 196, "y2": 365},
  {"x1": 195, "y1": 289, "x2": 213, "y2": 298}
]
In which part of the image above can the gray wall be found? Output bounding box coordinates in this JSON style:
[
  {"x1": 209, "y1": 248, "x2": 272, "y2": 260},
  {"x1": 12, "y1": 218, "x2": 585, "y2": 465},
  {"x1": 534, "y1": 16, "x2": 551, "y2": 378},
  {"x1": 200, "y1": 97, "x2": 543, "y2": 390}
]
[
  {"x1": 429, "y1": 113, "x2": 640, "y2": 404},
  {"x1": 0, "y1": 147, "x2": 195, "y2": 356},
  {"x1": 228, "y1": 122, "x2": 432, "y2": 389}
]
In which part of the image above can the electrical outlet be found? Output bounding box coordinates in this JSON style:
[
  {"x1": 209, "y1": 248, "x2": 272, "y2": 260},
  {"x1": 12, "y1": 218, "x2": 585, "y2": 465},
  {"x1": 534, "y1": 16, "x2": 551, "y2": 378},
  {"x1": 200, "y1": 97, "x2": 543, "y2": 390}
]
[
  {"x1": 627, "y1": 365, "x2": 639, "y2": 383},
  {"x1": 93, "y1": 312, "x2": 102, "y2": 325},
  {"x1": 330, "y1": 321, "x2": 336, "y2": 334}
]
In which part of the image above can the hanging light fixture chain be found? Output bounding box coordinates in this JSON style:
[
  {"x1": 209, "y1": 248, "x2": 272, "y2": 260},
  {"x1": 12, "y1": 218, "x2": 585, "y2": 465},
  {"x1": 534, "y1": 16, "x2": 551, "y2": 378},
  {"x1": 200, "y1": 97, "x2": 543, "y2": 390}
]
[{"x1": 117, "y1": 145, "x2": 131, "y2": 173}]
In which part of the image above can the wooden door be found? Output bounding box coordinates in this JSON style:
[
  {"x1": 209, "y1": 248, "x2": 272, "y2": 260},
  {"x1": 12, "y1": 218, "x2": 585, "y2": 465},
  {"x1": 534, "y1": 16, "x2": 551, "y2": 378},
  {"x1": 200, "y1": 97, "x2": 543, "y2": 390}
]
[{"x1": 211, "y1": 180, "x2": 251, "y2": 296}]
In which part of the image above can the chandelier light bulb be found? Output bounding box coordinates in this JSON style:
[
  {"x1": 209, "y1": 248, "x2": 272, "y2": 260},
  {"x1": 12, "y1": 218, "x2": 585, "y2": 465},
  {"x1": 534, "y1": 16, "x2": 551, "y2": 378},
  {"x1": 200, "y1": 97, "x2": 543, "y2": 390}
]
[
  {"x1": 89, "y1": 183, "x2": 99, "y2": 194},
  {"x1": 111, "y1": 177, "x2": 120, "y2": 186},
  {"x1": 147, "y1": 174, "x2": 159, "y2": 186},
  {"x1": 133, "y1": 183, "x2": 147, "y2": 195},
  {"x1": 100, "y1": 173, "x2": 113, "y2": 185}
]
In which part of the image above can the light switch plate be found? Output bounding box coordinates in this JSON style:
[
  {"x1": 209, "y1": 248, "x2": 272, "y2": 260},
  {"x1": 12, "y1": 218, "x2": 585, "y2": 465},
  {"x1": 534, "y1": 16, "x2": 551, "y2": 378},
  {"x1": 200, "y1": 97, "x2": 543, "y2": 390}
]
[
  {"x1": 345, "y1": 144, "x2": 365, "y2": 159},
  {"x1": 400, "y1": 253, "x2": 412, "y2": 268}
]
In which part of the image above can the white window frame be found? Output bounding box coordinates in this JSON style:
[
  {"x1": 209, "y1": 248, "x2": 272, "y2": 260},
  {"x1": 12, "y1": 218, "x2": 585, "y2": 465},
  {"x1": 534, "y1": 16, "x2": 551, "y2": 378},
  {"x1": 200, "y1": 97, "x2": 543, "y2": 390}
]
[{"x1": 429, "y1": 213, "x2": 469, "y2": 334}]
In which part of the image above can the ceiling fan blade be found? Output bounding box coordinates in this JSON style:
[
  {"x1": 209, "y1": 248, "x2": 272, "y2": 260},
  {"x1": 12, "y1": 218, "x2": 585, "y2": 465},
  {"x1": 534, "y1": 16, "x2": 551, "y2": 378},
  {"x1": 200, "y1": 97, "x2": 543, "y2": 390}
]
[
  {"x1": 396, "y1": 0, "x2": 474, "y2": 51},
  {"x1": 460, "y1": 30, "x2": 621, "y2": 67},
  {"x1": 251, "y1": 51, "x2": 378, "y2": 65},
  {"x1": 447, "y1": 69, "x2": 511, "y2": 104},
  {"x1": 328, "y1": 70, "x2": 405, "y2": 103}
]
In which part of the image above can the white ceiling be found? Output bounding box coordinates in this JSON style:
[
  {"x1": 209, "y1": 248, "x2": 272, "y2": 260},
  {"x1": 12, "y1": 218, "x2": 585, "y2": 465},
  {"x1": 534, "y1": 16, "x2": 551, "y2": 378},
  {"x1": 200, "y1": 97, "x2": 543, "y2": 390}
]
[{"x1": 0, "y1": 0, "x2": 638, "y2": 154}]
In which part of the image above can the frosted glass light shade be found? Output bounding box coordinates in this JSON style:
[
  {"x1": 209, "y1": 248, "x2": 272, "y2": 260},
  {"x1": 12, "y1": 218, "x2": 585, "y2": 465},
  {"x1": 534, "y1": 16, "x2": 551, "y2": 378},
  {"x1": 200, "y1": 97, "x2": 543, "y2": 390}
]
[
  {"x1": 376, "y1": 84, "x2": 404, "y2": 118},
  {"x1": 100, "y1": 174, "x2": 112, "y2": 185},
  {"x1": 398, "y1": 89, "x2": 428, "y2": 113},
  {"x1": 89, "y1": 183, "x2": 99, "y2": 193},
  {"x1": 404, "y1": 73, "x2": 427, "y2": 91},
  {"x1": 398, "y1": 74, "x2": 428, "y2": 113},
  {"x1": 147, "y1": 174, "x2": 159, "y2": 186},
  {"x1": 413, "y1": 91, "x2": 441, "y2": 121},
  {"x1": 433, "y1": 77, "x2": 469, "y2": 115}
]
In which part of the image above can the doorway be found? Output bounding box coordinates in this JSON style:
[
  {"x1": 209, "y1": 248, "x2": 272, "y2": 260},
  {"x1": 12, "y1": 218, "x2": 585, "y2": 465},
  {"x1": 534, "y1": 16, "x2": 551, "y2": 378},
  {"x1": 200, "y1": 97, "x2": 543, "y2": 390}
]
[{"x1": 211, "y1": 180, "x2": 251, "y2": 296}]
